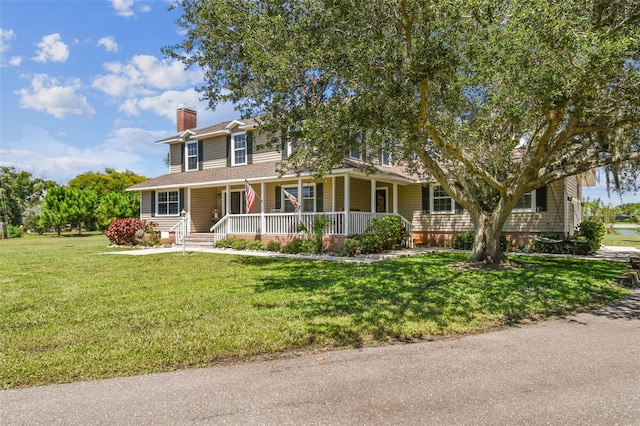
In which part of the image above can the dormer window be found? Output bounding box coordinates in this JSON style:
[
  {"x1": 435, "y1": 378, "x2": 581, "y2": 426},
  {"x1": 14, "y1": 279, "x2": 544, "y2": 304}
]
[
  {"x1": 232, "y1": 132, "x2": 247, "y2": 166},
  {"x1": 185, "y1": 142, "x2": 198, "y2": 171}
]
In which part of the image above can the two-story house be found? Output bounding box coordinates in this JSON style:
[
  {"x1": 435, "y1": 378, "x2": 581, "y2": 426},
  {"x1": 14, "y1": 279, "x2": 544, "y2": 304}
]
[{"x1": 128, "y1": 106, "x2": 592, "y2": 250}]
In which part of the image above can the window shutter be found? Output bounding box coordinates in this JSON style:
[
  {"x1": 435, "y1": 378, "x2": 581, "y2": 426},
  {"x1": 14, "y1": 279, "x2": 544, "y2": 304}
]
[
  {"x1": 316, "y1": 183, "x2": 324, "y2": 212},
  {"x1": 421, "y1": 184, "x2": 430, "y2": 213},
  {"x1": 180, "y1": 143, "x2": 185, "y2": 172},
  {"x1": 455, "y1": 201, "x2": 464, "y2": 214},
  {"x1": 179, "y1": 189, "x2": 185, "y2": 213},
  {"x1": 275, "y1": 186, "x2": 281, "y2": 210},
  {"x1": 281, "y1": 131, "x2": 288, "y2": 160},
  {"x1": 150, "y1": 191, "x2": 156, "y2": 217},
  {"x1": 198, "y1": 140, "x2": 204, "y2": 170},
  {"x1": 536, "y1": 186, "x2": 547, "y2": 212},
  {"x1": 226, "y1": 135, "x2": 231, "y2": 167},
  {"x1": 247, "y1": 131, "x2": 254, "y2": 164}
]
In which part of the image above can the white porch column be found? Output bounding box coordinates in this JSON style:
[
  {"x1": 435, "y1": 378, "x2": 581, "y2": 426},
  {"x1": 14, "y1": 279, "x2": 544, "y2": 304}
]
[
  {"x1": 297, "y1": 178, "x2": 303, "y2": 221},
  {"x1": 225, "y1": 184, "x2": 231, "y2": 234},
  {"x1": 393, "y1": 183, "x2": 398, "y2": 214},
  {"x1": 187, "y1": 187, "x2": 192, "y2": 234},
  {"x1": 344, "y1": 175, "x2": 350, "y2": 235},
  {"x1": 331, "y1": 176, "x2": 336, "y2": 212},
  {"x1": 260, "y1": 181, "x2": 266, "y2": 234},
  {"x1": 370, "y1": 179, "x2": 376, "y2": 213}
]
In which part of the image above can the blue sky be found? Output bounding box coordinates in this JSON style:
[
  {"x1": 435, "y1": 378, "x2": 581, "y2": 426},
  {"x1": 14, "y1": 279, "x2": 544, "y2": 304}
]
[
  {"x1": 0, "y1": 0, "x2": 637, "y2": 205},
  {"x1": 0, "y1": 0, "x2": 237, "y2": 185}
]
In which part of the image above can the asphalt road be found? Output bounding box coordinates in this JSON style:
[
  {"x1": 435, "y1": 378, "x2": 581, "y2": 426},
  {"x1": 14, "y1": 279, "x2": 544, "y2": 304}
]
[{"x1": 2, "y1": 291, "x2": 639, "y2": 425}]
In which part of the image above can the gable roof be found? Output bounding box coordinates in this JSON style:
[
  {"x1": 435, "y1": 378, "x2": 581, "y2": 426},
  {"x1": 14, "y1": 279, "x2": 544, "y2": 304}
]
[{"x1": 156, "y1": 117, "x2": 261, "y2": 145}]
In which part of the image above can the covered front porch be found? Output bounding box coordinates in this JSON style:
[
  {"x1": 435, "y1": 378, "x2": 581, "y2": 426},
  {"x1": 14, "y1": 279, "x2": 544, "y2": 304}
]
[{"x1": 172, "y1": 173, "x2": 413, "y2": 247}]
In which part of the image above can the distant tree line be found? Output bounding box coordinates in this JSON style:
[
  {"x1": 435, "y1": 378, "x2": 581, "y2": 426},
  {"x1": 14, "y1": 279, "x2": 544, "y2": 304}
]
[{"x1": 0, "y1": 167, "x2": 146, "y2": 237}]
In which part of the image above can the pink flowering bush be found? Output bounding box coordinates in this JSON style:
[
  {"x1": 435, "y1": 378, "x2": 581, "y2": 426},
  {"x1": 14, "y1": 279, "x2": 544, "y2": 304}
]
[{"x1": 105, "y1": 219, "x2": 158, "y2": 246}]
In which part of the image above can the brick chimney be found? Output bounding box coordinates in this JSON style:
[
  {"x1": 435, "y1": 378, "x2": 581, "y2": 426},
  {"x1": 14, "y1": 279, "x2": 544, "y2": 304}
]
[{"x1": 176, "y1": 104, "x2": 197, "y2": 132}]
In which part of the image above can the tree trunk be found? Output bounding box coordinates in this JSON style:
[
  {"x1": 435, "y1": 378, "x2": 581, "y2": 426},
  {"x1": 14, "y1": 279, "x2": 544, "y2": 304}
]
[{"x1": 468, "y1": 210, "x2": 509, "y2": 266}]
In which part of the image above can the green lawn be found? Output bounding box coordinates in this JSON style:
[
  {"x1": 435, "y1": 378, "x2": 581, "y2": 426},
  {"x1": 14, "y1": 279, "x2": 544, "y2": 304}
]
[
  {"x1": 0, "y1": 233, "x2": 629, "y2": 389},
  {"x1": 603, "y1": 228, "x2": 640, "y2": 249}
]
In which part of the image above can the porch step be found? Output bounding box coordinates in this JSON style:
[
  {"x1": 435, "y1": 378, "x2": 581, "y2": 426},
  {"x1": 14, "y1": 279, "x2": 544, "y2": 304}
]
[{"x1": 183, "y1": 233, "x2": 217, "y2": 247}]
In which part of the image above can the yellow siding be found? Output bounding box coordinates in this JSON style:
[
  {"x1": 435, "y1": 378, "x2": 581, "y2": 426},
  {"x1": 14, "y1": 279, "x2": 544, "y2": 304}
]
[
  {"x1": 190, "y1": 188, "x2": 216, "y2": 232},
  {"x1": 349, "y1": 178, "x2": 372, "y2": 211},
  {"x1": 399, "y1": 180, "x2": 570, "y2": 235}
]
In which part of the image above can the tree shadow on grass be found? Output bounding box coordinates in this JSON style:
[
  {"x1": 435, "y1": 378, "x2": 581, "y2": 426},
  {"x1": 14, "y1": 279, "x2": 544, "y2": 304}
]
[{"x1": 231, "y1": 253, "x2": 628, "y2": 346}]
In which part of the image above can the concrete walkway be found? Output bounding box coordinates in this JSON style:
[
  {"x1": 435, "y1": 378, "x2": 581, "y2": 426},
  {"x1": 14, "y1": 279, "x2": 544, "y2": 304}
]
[
  {"x1": 104, "y1": 243, "x2": 640, "y2": 263},
  {"x1": 2, "y1": 291, "x2": 639, "y2": 425}
]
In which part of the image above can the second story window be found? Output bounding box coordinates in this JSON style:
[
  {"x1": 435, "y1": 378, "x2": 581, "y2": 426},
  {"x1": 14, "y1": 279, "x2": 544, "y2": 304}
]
[
  {"x1": 186, "y1": 142, "x2": 198, "y2": 171},
  {"x1": 232, "y1": 132, "x2": 247, "y2": 166},
  {"x1": 381, "y1": 150, "x2": 392, "y2": 166}
]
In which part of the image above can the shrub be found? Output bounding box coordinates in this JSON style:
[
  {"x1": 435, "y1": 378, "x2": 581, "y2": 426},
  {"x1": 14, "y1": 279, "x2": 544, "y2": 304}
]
[
  {"x1": 6, "y1": 224, "x2": 24, "y2": 238},
  {"x1": 339, "y1": 238, "x2": 363, "y2": 257},
  {"x1": 451, "y1": 231, "x2": 509, "y2": 252},
  {"x1": 451, "y1": 231, "x2": 475, "y2": 250},
  {"x1": 246, "y1": 240, "x2": 265, "y2": 251},
  {"x1": 23, "y1": 214, "x2": 46, "y2": 234},
  {"x1": 230, "y1": 239, "x2": 248, "y2": 250},
  {"x1": 366, "y1": 216, "x2": 403, "y2": 250},
  {"x1": 280, "y1": 239, "x2": 305, "y2": 254},
  {"x1": 265, "y1": 240, "x2": 282, "y2": 252},
  {"x1": 105, "y1": 219, "x2": 157, "y2": 246},
  {"x1": 577, "y1": 220, "x2": 606, "y2": 254}
]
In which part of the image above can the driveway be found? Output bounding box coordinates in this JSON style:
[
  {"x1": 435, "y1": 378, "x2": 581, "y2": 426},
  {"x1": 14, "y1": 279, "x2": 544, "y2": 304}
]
[{"x1": 2, "y1": 290, "x2": 639, "y2": 425}]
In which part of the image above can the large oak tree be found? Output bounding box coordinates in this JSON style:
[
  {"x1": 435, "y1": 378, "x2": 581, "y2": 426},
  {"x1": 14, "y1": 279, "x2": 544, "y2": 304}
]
[{"x1": 166, "y1": 0, "x2": 640, "y2": 264}]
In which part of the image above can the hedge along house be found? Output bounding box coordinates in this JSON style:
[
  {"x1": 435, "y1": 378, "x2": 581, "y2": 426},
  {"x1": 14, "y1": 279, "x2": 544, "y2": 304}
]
[{"x1": 127, "y1": 106, "x2": 594, "y2": 249}]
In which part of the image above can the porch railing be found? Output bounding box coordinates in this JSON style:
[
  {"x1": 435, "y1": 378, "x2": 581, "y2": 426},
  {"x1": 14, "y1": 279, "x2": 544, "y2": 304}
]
[
  {"x1": 208, "y1": 211, "x2": 412, "y2": 246},
  {"x1": 169, "y1": 213, "x2": 190, "y2": 244}
]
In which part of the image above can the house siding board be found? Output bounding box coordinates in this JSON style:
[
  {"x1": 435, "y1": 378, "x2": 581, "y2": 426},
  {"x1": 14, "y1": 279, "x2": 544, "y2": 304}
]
[
  {"x1": 169, "y1": 144, "x2": 182, "y2": 173},
  {"x1": 203, "y1": 135, "x2": 227, "y2": 169},
  {"x1": 251, "y1": 132, "x2": 281, "y2": 163},
  {"x1": 349, "y1": 178, "x2": 371, "y2": 212},
  {"x1": 190, "y1": 188, "x2": 216, "y2": 232}
]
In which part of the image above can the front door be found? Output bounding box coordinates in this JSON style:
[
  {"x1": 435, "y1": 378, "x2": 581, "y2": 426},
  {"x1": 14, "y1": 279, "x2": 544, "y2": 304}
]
[
  {"x1": 226, "y1": 191, "x2": 246, "y2": 214},
  {"x1": 376, "y1": 189, "x2": 387, "y2": 213}
]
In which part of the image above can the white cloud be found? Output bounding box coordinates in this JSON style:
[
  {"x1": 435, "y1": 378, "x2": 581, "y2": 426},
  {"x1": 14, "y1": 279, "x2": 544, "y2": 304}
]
[
  {"x1": 9, "y1": 56, "x2": 22, "y2": 66},
  {"x1": 16, "y1": 74, "x2": 95, "y2": 119},
  {"x1": 97, "y1": 36, "x2": 119, "y2": 53},
  {"x1": 0, "y1": 28, "x2": 15, "y2": 52},
  {"x1": 138, "y1": 4, "x2": 151, "y2": 13},
  {"x1": 33, "y1": 33, "x2": 69, "y2": 63},
  {"x1": 92, "y1": 55, "x2": 203, "y2": 97},
  {"x1": 0, "y1": 125, "x2": 171, "y2": 184},
  {"x1": 111, "y1": 0, "x2": 135, "y2": 17}
]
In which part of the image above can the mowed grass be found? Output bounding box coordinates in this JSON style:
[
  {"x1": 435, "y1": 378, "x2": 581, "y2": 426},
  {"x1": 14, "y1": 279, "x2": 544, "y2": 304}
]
[
  {"x1": 603, "y1": 228, "x2": 640, "y2": 249},
  {"x1": 0, "y1": 233, "x2": 629, "y2": 389}
]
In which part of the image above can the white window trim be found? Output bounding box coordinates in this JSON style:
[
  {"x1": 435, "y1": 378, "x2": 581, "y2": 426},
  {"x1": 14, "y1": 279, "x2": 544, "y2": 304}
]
[
  {"x1": 231, "y1": 131, "x2": 247, "y2": 166},
  {"x1": 156, "y1": 189, "x2": 180, "y2": 216},
  {"x1": 222, "y1": 189, "x2": 247, "y2": 215},
  {"x1": 376, "y1": 187, "x2": 388, "y2": 213},
  {"x1": 185, "y1": 141, "x2": 198, "y2": 171},
  {"x1": 513, "y1": 191, "x2": 537, "y2": 213},
  {"x1": 381, "y1": 150, "x2": 392, "y2": 167},
  {"x1": 431, "y1": 184, "x2": 456, "y2": 214},
  {"x1": 283, "y1": 184, "x2": 315, "y2": 212}
]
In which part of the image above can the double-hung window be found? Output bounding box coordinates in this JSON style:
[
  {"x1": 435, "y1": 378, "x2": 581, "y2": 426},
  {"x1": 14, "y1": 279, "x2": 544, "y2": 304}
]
[
  {"x1": 514, "y1": 191, "x2": 536, "y2": 212},
  {"x1": 432, "y1": 185, "x2": 454, "y2": 213},
  {"x1": 381, "y1": 150, "x2": 392, "y2": 166},
  {"x1": 185, "y1": 142, "x2": 198, "y2": 171},
  {"x1": 157, "y1": 190, "x2": 179, "y2": 215},
  {"x1": 283, "y1": 185, "x2": 315, "y2": 212},
  {"x1": 232, "y1": 132, "x2": 247, "y2": 166}
]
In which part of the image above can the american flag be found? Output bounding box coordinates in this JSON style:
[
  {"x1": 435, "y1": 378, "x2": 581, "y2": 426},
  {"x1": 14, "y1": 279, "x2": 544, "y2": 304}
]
[
  {"x1": 245, "y1": 180, "x2": 257, "y2": 212},
  {"x1": 283, "y1": 189, "x2": 300, "y2": 211}
]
